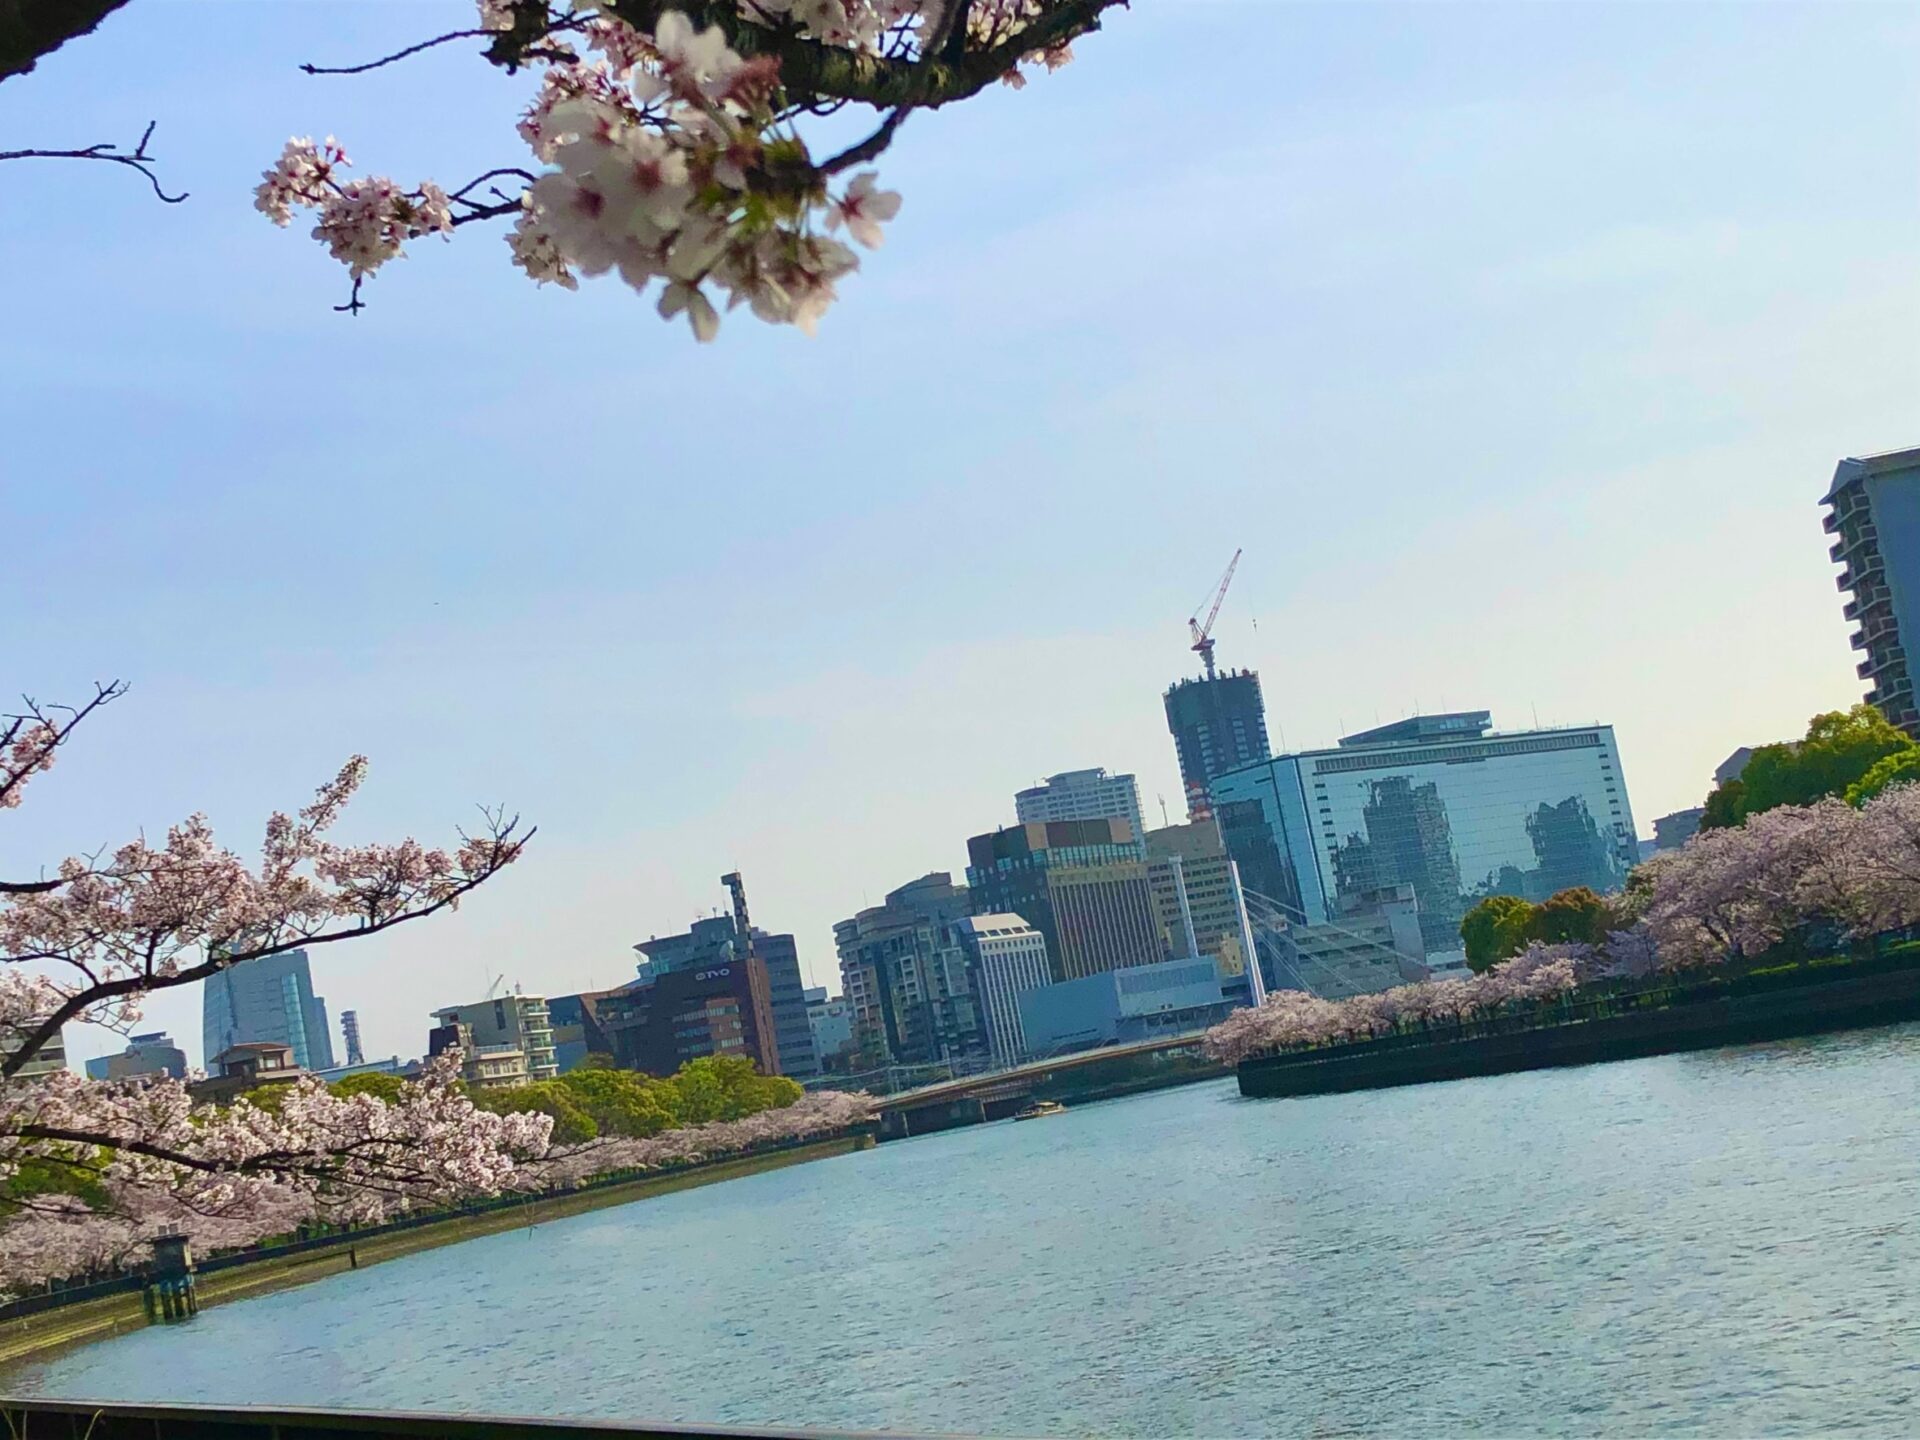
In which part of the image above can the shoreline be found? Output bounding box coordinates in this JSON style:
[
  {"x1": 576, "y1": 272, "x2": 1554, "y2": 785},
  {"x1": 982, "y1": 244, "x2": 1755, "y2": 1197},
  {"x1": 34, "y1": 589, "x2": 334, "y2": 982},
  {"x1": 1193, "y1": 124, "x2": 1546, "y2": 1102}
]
[{"x1": 0, "y1": 1134, "x2": 873, "y2": 1373}]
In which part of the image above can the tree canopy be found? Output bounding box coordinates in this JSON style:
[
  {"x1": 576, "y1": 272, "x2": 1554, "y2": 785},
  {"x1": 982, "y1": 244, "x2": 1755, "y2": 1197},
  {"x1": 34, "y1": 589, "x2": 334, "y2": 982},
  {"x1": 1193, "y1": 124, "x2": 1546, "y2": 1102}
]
[
  {"x1": 1460, "y1": 887, "x2": 1617, "y2": 974},
  {"x1": 1700, "y1": 705, "x2": 1916, "y2": 829}
]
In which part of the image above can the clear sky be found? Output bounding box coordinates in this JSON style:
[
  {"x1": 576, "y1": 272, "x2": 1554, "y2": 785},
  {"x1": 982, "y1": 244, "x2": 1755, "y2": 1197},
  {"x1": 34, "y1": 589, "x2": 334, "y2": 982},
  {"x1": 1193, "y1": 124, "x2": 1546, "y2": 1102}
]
[{"x1": 3, "y1": 0, "x2": 1915, "y2": 1070}]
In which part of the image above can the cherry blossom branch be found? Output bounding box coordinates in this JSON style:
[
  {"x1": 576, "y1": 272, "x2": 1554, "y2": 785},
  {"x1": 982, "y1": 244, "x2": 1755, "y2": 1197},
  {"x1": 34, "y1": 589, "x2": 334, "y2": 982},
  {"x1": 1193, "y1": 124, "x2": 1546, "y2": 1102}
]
[
  {"x1": 0, "y1": 0, "x2": 133, "y2": 83},
  {"x1": 300, "y1": 28, "x2": 495, "y2": 77},
  {"x1": 0, "y1": 121, "x2": 186, "y2": 202},
  {"x1": 0, "y1": 679, "x2": 124, "y2": 819},
  {"x1": 819, "y1": 105, "x2": 908, "y2": 175},
  {"x1": 587, "y1": 0, "x2": 1124, "y2": 108}
]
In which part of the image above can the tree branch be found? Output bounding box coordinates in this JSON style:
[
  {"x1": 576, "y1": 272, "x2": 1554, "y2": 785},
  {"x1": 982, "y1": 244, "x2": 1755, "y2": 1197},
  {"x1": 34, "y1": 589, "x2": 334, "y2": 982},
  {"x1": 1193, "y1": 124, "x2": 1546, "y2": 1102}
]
[
  {"x1": 0, "y1": 680, "x2": 125, "y2": 812},
  {"x1": 585, "y1": 0, "x2": 1124, "y2": 110},
  {"x1": 0, "y1": 123, "x2": 185, "y2": 202},
  {"x1": 0, "y1": 0, "x2": 133, "y2": 83},
  {"x1": 300, "y1": 28, "x2": 492, "y2": 77},
  {"x1": 0, "y1": 821, "x2": 532, "y2": 1080}
]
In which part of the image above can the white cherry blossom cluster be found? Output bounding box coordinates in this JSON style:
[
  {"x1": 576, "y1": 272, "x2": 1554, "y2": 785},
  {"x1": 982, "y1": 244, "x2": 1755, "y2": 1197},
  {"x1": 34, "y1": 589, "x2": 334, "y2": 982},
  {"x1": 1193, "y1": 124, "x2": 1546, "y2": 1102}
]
[
  {"x1": 254, "y1": 137, "x2": 453, "y2": 284},
  {"x1": 507, "y1": 10, "x2": 898, "y2": 339}
]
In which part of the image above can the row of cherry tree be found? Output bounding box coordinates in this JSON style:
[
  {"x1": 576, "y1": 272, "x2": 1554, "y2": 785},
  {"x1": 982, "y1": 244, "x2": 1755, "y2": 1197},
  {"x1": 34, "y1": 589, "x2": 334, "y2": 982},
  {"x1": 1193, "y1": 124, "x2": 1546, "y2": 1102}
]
[
  {"x1": 1205, "y1": 781, "x2": 1920, "y2": 1068},
  {"x1": 0, "y1": 687, "x2": 874, "y2": 1297}
]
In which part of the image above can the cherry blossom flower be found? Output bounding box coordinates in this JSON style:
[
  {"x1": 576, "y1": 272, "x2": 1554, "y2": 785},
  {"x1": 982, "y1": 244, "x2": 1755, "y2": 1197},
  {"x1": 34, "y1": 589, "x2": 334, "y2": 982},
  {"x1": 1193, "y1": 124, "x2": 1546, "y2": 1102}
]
[{"x1": 826, "y1": 172, "x2": 902, "y2": 249}]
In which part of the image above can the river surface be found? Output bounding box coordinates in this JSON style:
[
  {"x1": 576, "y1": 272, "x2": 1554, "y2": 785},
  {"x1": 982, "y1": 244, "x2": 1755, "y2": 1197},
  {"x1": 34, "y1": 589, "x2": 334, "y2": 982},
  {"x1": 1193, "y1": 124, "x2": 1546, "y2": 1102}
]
[{"x1": 8, "y1": 1025, "x2": 1920, "y2": 1436}]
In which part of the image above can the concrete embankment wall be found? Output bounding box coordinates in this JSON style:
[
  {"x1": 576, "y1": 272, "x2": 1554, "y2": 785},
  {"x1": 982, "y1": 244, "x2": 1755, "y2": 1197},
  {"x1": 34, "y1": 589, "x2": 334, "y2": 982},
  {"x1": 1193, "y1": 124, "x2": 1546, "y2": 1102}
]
[{"x1": 1238, "y1": 965, "x2": 1920, "y2": 1099}]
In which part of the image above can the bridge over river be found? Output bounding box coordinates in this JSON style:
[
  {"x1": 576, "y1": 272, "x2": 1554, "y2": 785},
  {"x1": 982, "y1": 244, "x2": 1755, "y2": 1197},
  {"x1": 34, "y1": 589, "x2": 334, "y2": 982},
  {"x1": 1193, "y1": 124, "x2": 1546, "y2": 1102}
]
[{"x1": 868, "y1": 1030, "x2": 1221, "y2": 1138}]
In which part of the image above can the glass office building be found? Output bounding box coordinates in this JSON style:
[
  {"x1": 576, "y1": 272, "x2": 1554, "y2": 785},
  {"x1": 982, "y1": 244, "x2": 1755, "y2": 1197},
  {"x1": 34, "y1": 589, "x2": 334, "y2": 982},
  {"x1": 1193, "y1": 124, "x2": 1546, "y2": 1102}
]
[
  {"x1": 202, "y1": 948, "x2": 336, "y2": 1071},
  {"x1": 1212, "y1": 712, "x2": 1638, "y2": 968}
]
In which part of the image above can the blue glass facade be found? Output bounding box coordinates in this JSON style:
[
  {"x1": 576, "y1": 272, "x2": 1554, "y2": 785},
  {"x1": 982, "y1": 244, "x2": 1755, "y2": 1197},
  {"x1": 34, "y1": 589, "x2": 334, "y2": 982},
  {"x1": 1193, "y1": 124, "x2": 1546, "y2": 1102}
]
[
  {"x1": 201, "y1": 949, "x2": 336, "y2": 1070},
  {"x1": 1211, "y1": 714, "x2": 1638, "y2": 966}
]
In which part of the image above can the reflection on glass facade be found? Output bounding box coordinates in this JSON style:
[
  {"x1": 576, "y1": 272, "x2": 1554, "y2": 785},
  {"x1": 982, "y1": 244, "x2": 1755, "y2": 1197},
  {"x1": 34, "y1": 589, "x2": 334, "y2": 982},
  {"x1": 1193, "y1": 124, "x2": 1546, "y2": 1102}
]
[{"x1": 1210, "y1": 712, "x2": 1638, "y2": 965}]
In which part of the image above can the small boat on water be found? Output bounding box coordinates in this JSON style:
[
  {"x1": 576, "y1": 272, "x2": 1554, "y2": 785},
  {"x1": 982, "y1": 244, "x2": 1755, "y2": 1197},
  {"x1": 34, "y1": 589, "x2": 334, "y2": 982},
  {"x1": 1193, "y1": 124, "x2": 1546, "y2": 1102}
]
[{"x1": 1013, "y1": 1100, "x2": 1067, "y2": 1121}]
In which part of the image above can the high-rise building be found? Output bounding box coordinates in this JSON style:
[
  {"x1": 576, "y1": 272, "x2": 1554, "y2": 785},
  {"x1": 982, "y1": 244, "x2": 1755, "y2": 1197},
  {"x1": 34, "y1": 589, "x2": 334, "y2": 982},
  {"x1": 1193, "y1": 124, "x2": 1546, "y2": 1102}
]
[
  {"x1": 1143, "y1": 821, "x2": 1247, "y2": 974},
  {"x1": 339, "y1": 1010, "x2": 364, "y2": 1067},
  {"x1": 202, "y1": 949, "x2": 336, "y2": 1072},
  {"x1": 965, "y1": 819, "x2": 1162, "y2": 981},
  {"x1": 835, "y1": 874, "x2": 984, "y2": 1069},
  {"x1": 4, "y1": 1025, "x2": 67, "y2": 1081},
  {"x1": 545, "y1": 991, "x2": 617, "y2": 1073},
  {"x1": 430, "y1": 993, "x2": 557, "y2": 1081},
  {"x1": 1824, "y1": 445, "x2": 1920, "y2": 734},
  {"x1": 803, "y1": 986, "x2": 854, "y2": 1071},
  {"x1": 427, "y1": 1019, "x2": 529, "y2": 1090},
  {"x1": 1211, "y1": 712, "x2": 1637, "y2": 971},
  {"x1": 1264, "y1": 885, "x2": 1428, "y2": 997},
  {"x1": 84, "y1": 1031, "x2": 187, "y2": 1081},
  {"x1": 623, "y1": 912, "x2": 817, "y2": 1078},
  {"x1": 949, "y1": 914, "x2": 1051, "y2": 1066},
  {"x1": 598, "y1": 959, "x2": 780, "y2": 1078},
  {"x1": 1163, "y1": 670, "x2": 1271, "y2": 821},
  {"x1": 1014, "y1": 768, "x2": 1144, "y2": 839}
]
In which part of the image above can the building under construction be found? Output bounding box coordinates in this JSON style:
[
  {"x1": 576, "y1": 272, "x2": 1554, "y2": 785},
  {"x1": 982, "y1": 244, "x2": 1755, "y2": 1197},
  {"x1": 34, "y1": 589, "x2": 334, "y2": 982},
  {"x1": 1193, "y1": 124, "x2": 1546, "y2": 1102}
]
[{"x1": 1164, "y1": 551, "x2": 1271, "y2": 820}]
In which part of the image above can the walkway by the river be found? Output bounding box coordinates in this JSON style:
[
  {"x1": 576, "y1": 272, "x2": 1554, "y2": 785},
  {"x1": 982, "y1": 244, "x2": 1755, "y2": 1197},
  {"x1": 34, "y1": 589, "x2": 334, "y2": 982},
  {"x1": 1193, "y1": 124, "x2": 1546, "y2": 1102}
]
[{"x1": 7, "y1": 1023, "x2": 1918, "y2": 1437}]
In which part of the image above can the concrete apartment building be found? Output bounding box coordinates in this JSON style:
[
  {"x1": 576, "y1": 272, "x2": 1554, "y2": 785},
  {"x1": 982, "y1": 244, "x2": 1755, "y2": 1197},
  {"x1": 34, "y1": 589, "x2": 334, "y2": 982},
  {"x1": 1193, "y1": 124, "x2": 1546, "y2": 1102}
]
[
  {"x1": 430, "y1": 993, "x2": 557, "y2": 1082},
  {"x1": 1824, "y1": 445, "x2": 1920, "y2": 734},
  {"x1": 835, "y1": 874, "x2": 984, "y2": 1069}
]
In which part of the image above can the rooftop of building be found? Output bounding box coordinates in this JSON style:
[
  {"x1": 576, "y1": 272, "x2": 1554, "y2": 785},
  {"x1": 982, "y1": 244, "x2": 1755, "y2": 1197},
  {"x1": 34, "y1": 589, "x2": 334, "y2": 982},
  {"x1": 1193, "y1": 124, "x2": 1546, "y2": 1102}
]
[
  {"x1": 1213, "y1": 712, "x2": 1618, "y2": 777},
  {"x1": 951, "y1": 913, "x2": 1040, "y2": 936},
  {"x1": 1164, "y1": 668, "x2": 1260, "y2": 696},
  {"x1": 1824, "y1": 444, "x2": 1920, "y2": 502},
  {"x1": 1337, "y1": 711, "x2": 1493, "y2": 747}
]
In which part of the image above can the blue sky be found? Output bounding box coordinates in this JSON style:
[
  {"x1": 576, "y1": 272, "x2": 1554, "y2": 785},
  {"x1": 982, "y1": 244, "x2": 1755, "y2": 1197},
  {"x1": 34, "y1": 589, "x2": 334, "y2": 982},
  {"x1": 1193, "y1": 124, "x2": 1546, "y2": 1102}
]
[{"x1": 3, "y1": 0, "x2": 1915, "y2": 1068}]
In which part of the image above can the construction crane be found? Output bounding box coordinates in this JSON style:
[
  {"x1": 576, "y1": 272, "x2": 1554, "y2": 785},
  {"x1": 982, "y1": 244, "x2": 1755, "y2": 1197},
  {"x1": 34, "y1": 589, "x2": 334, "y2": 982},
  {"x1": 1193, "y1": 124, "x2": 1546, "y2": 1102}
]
[
  {"x1": 720, "y1": 872, "x2": 754, "y2": 967},
  {"x1": 483, "y1": 973, "x2": 506, "y2": 1001},
  {"x1": 1188, "y1": 548, "x2": 1242, "y2": 680}
]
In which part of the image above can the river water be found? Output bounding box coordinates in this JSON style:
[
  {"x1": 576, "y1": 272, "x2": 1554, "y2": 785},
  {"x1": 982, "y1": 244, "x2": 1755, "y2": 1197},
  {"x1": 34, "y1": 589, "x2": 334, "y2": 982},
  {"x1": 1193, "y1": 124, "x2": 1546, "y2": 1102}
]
[{"x1": 8, "y1": 1025, "x2": 1920, "y2": 1436}]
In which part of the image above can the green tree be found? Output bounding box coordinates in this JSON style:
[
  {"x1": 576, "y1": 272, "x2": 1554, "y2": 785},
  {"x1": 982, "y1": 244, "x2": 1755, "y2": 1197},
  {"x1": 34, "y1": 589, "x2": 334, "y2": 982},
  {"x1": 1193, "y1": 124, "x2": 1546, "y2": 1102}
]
[
  {"x1": 1701, "y1": 704, "x2": 1915, "y2": 827},
  {"x1": 1845, "y1": 748, "x2": 1920, "y2": 806},
  {"x1": 0, "y1": 1150, "x2": 109, "y2": 1220},
  {"x1": 328, "y1": 1071, "x2": 406, "y2": 1104},
  {"x1": 555, "y1": 1068, "x2": 680, "y2": 1138},
  {"x1": 668, "y1": 1056, "x2": 802, "y2": 1124},
  {"x1": 1461, "y1": 895, "x2": 1536, "y2": 973},
  {"x1": 1700, "y1": 777, "x2": 1747, "y2": 831},
  {"x1": 472, "y1": 1080, "x2": 598, "y2": 1146},
  {"x1": 1530, "y1": 887, "x2": 1612, "y2": 946}
]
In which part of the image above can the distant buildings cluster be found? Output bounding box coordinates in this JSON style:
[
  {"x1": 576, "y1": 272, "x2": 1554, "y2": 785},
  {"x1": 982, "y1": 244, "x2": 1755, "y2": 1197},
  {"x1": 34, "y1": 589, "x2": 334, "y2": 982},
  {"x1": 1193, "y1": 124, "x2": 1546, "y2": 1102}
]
[{"x1": 32, "y1": 446, "x2": 1918, "y2": 1091}]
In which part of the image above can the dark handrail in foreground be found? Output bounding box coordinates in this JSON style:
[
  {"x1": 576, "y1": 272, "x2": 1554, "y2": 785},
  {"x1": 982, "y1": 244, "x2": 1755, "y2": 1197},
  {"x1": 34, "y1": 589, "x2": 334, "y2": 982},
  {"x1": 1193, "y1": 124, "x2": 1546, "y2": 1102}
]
[{"x1": 0, "y1": 1397, "x2": 953, "y2": 1439}]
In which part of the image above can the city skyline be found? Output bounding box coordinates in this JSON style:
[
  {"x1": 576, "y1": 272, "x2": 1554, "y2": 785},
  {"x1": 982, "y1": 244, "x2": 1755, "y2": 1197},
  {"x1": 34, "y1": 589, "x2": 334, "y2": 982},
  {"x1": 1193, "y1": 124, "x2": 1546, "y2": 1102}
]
[{"x1": 4, "y1": 0, "x2": 1912, "y2": 1070}]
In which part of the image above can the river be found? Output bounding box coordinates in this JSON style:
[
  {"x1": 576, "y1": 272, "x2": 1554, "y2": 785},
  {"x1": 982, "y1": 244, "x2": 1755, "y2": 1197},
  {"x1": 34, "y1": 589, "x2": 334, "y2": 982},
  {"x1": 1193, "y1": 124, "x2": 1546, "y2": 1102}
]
[{"x1": 8, "y1": 1024, "x2": 1920, "y2": 1436}]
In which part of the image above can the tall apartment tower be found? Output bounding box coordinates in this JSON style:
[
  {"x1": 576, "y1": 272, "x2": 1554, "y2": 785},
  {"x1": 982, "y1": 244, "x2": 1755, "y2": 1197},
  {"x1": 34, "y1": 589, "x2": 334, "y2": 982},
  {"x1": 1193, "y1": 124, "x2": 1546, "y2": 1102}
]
[
  {"x1": 202, "y1": 949, "x2": 336, "y2": 1071},
  {"x1": 1824, "y1": 445, "x2": 1920, "y2": 735},
  {"x1": 1164, "y1": 670, "x2": 1270, "y2": 821},
  {"x1": 1014, "y1": 768, "x2": 1145, "y2": 839},
  {"x1": 339, "y1": 1009, "x2": 365, "y2": 1067}
]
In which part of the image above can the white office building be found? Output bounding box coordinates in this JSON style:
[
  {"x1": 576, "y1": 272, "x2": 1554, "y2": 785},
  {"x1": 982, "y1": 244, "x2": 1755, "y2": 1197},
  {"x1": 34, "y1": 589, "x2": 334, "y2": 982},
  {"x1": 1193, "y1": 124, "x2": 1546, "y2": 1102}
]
[
  {"x1": 1014, "y1": 768, "x2": 1145, "y2": 841},
  {"x1": 949, "y1": 914, "x2": 1052, "y2": 1066}
]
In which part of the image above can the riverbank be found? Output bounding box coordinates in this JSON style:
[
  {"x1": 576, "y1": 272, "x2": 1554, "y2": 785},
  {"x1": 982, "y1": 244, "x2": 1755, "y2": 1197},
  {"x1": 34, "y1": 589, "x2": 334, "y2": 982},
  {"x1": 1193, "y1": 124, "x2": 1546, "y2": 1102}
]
[
  {"x1": 0, "y1": 1134, "x2": 872, "y2": 1370},
  {"x1": 1238, "y1": 957, "x2": 1920, "y2": 1098}
]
